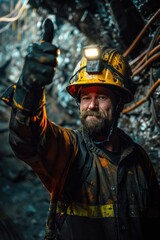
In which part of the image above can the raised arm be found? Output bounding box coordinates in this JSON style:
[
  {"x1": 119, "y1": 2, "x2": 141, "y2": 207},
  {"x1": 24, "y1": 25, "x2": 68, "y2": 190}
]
[{"x1": 0, "y1": 19, "x2": 78, "y2": 194}]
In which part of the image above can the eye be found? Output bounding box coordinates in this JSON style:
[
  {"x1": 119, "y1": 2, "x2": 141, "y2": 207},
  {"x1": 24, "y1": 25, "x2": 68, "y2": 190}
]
[
  {"x1": 98, "y1": 95, "x2": 107, "y2": 100},
  {"x1": 81, "y1": 96, "x2": 91, "y2": 102}
]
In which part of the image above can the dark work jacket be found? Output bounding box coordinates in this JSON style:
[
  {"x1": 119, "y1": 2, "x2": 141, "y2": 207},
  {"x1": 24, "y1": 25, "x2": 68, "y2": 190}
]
[{"x1": 8, "y1": 107, "x2": 160, "y2": 240}]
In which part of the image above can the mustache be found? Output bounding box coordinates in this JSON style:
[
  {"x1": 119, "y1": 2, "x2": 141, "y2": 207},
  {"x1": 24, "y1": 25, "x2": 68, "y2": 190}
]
[{"x1": 80, "y1": 110, "x2": 104, "y2": 119}]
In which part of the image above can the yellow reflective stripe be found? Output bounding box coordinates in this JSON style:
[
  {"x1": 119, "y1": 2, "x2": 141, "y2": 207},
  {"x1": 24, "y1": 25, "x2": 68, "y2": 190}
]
[
  {"x1": 57, "y1": 202, "x2": 114, "y2": 218},
  {"x1": 13, "y1": 98, "x2": 27, "y2": 111}
]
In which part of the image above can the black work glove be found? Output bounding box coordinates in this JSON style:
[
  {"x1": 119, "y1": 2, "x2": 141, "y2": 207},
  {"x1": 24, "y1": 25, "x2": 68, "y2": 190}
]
[
  {"x1": 19, "y1": 41, "x2": 58, "y2": 90},
  {"x1": 13, "y1": 19, "x2": 59, "y2": 115}
]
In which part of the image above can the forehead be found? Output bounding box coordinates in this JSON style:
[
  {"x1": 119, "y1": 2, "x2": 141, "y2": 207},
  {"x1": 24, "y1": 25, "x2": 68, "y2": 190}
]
[{"x1": 80, "y1": 86, "x2": 113, "y2": 96}]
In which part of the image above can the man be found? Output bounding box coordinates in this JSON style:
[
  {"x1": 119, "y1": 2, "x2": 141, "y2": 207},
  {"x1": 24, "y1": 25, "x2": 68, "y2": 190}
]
[{"x1": 1, "y1": 38, "x2": 160, "y2": 240}]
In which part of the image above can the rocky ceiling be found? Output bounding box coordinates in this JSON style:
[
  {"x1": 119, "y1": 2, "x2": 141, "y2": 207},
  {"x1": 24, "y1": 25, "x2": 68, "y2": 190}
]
[{"x1": 28, "y1": 0, "x2": 159, "y2": 56}]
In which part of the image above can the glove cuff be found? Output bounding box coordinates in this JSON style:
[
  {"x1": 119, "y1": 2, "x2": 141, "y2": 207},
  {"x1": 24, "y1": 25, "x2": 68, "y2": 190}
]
[
  {"x1": 13, "y1": 80, "x2": 46, "y2": 115},
  {"x1": 1, "y1": 78, "x2": 46, "y2": 116}
]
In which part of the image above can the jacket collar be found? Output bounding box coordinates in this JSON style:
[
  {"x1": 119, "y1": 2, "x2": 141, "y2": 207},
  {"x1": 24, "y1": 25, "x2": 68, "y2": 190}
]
[{"x1": 81, "y1": 126, "x2": 137, "y2": 162}]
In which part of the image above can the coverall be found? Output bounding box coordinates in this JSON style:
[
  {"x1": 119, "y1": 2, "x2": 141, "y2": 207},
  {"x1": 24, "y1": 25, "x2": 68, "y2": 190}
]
[{"x1": 8, "y1": 105, "x2": 160, "y2": 240}]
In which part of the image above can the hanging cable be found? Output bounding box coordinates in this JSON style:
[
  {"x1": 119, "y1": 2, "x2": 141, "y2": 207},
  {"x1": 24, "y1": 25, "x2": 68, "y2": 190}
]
[
  {"x1": 132, "y1": 52, "x2": 160, "y2": 77},
  {"x1": 0, "y1": 22, "x2": 12, "y2": 34},
  {"x1": 123, "y1": 9, "x2": 160, "y2": 57},
  {"x1": 0, "y1": 0, "x2": 29, "y2": 23},
  {"x1": 122, "y1": 79, "x2": 160, "y2": 114},
  {"x1": 2, "y1": 0, "x2": 22, "y2": 19}
]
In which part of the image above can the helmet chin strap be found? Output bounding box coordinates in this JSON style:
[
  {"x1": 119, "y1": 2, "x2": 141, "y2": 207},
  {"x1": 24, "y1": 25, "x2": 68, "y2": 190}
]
[{"x1": 93, "y1": 99, "x2": 122, "y2": 145}]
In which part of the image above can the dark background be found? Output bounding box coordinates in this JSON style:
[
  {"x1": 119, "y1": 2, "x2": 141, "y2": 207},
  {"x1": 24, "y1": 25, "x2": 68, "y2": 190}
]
[{"x1": 0, "y1": 1, "x2": 160, "y2": 239}]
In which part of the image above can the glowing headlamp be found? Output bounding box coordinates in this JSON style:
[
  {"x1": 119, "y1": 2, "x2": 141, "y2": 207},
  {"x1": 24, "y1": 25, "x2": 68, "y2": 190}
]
[
  {"x1": 83, "y1": 46, "x2": 100, "y2": 59},
  {"x1": 83, "y1": 45, "x2": 103, "y2": 74}
]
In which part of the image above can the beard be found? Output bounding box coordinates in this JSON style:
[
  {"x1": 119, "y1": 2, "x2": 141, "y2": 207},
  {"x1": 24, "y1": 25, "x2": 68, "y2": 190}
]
[{"x1": 80, "y1": 110, "x2": 113, "y2": 138}]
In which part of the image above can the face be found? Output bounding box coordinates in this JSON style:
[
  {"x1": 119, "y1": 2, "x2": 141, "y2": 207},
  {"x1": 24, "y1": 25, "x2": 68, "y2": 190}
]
[{"x1": 79, "y1": 86, "x2": 118, "y2": 138}]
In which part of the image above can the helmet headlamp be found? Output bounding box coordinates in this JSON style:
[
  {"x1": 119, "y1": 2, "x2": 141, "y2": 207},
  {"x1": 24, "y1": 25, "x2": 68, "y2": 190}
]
[
  {"x1": 67, "y1": 46, "x2": 134, "y2": 103},
  {"x1": 83, "y1": 45, "x2": 103, "y2": 74},
  {"x1": 83, "y1": 46, "x2": 100, "y2": 59}
]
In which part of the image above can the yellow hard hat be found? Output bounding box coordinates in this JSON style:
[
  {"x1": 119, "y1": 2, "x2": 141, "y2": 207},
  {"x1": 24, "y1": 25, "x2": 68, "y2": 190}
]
[{"x1": 66, "y1": 46, "x2": 134, "y2": 103}]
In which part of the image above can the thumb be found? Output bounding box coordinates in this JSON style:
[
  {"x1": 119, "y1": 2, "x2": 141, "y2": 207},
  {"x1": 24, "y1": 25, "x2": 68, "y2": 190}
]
[{"x1": 42, "y1": 18, "x2": 54, "y2": 43}]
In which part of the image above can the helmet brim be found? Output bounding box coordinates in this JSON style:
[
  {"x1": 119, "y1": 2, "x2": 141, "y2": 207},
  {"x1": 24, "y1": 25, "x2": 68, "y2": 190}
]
[{"x1": 66, "y1": 82, "x2": 133, "y2": 104}]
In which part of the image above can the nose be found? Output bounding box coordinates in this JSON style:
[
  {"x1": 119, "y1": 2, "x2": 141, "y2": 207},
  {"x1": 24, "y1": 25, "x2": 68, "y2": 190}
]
[{"x1": 88, "y1": 98, "x2": 98, "y2": 110}]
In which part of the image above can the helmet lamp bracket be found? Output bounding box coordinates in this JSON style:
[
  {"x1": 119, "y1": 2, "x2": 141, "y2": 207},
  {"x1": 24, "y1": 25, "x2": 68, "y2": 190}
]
[
  {"x1": 83, "y1": 45, "x2": 104, "y2": 74},
  {"x1": 86, "y1": 59, "x2": 104, "y2": 73}
]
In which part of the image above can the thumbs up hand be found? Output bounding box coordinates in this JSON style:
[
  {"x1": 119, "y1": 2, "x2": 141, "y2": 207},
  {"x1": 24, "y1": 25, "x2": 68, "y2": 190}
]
[
  {"x1": 11, "y1": 19, "x2": 59, "y2": 114},
  {"x1": 21, "y1": 18, "x2": 59, "y2": 90}
]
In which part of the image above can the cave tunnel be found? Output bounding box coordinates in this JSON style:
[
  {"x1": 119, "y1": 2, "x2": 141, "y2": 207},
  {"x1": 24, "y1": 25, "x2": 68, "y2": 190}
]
[{"x1": 0, "y1": 1, "x2": 160, "y2": 239}]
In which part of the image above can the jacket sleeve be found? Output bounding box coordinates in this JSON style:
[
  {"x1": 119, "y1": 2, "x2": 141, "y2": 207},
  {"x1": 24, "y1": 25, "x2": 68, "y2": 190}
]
[
  {"x1": 137, "y1": 145, "x2": 160, "y2": 238},
  {"x1": 137, "y1": 145, "x2": 160, "y2": 193},
  {"x1": 9, "y1": 104, "x2": 79, "y2": 199}
]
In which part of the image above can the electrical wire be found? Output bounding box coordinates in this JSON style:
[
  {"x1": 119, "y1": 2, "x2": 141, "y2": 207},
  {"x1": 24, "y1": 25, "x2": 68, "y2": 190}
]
[
  {"x1": 0, "y1": 22, "x2": 12, "y2": 34},
  {"x1": 132, "y1": 51, "x2": 160, "y2": 77},
  {"x1": 122, "y1": 79, "x2": 160, "y2": 114},
  {"x1": 131, "y1": 44, "x2": 160, "y2": 73},
  {"x1": 0, "y1": 0, "x2": 29, "y2": 23},
  {"x1": 123, "y1": 9, "x2": 160, "y2": 57},
  {"x1": 129, "y1": 49, "x2": 147, "y2": 67},
  {"x1": 1, "y1": 0, "x2": 22, "y2": 19},
  {"x1": 122, "y1": 10, "x2": 160, "y2": 115}
]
